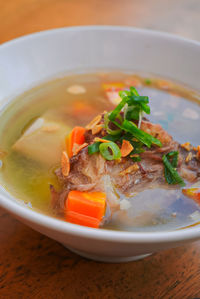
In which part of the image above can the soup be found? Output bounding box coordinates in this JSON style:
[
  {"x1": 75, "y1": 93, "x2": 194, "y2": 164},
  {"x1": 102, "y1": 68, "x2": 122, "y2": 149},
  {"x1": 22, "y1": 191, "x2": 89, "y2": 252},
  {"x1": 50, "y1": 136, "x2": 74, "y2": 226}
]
[{"x1": 0, "y1": 72, "x2": 199, "y2": 232}]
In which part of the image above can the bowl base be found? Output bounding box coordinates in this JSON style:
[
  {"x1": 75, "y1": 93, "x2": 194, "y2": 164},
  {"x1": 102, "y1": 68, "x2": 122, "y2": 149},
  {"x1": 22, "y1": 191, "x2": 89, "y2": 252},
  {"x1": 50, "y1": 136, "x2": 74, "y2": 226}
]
[{"x1": 64, "y1": 245, "x2": 152, "y2": 263}]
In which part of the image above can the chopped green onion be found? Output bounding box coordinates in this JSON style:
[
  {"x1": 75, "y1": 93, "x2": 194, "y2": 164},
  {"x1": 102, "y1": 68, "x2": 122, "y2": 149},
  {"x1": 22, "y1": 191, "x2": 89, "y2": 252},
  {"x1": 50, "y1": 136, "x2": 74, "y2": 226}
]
[
  {"x1": 109, "y1": 93, "x2": 128, "y2": 121},
  {"x1": 125, "y1": 105, "x2": 140, "y2": 121},
  {"x1": 166, "y1": 151, "x2": 178, "y2": 168},
  {"x1": 109, "y1": 86, "x2": 151, "y2": 123},
  {"x1": 127, "y1": 95, "x2": 149, "y2": 105},
  {"x1": 140, "y1": 102, "x2": 150, "y2": 114},
  {"x1": 122, "y1": 120, "x2": 162, "y2": 148},
  {"x1": 99, "y1": 142, "x2": 121, "y2": 161},
  {"x1": 131, "y1": 146, "x2": 145, "y2": 154},
  {"x1": 111, "y1": 120, "x2": 123, "y2": 130},
  {"x1": 162, "y1": 154, "x2": 185, "y2": 186},
  {"x1": 104, "y1": 113, "x2": 122, "y2": 135},
  {"x1": 131, "y1": 155, "x2": 141, "y2": 162},
  {"x1": 103, "y1": 134, "x2": 121, "y2": 142},
  {"x1": 88, "y1": 134, "x2": 121, "y2": 155},
  {"x1": 130, "y1": 86, "x2": 139, "y2": 96},
  {"x1": 88, "y1": 142, "x2": 100, "y2": 155}
]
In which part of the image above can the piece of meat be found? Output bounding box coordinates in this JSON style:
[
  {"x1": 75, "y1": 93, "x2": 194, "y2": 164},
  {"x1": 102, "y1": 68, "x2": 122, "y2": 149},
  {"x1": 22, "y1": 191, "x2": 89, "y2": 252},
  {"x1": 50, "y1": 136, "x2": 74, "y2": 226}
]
[
  {"x1": 140, "y1": 121, "x2": 173, "y2": 146},
  {"x1": 52, "y1": 117, "x2": 200, "y2": 214}
]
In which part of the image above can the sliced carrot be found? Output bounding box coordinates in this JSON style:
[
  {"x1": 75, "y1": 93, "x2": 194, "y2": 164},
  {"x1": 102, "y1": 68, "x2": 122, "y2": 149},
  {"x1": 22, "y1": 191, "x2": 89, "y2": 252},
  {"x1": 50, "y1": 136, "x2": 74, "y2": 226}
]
[
  {"x1": 66, "y1": 126, "x2": 86, "y2": 157},
  {"x1": 182, "y1": 188, "x2": 200, "y2": 202},
  {"x1": 66, "y1": 211, "x2": 100, "y2": 228},
  {"x1": 66, "y1": 191, "x2": 106, "y2": 219},
  {"x1": 61, "y1": 151, "x2": 70, "y2": 177},
  {"x1": 65, "y1": 190, "x2": 106, "y2": 228},
  {"x1": 120, "y1": 140, "x2": 134, "y2": 157}
]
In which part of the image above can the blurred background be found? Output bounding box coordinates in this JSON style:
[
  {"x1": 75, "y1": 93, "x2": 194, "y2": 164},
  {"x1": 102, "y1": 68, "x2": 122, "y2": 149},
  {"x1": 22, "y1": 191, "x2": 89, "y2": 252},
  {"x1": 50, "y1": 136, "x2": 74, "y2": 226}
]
[{"x1": 0, "y1": 0, "x2": 200, "y2": 44}]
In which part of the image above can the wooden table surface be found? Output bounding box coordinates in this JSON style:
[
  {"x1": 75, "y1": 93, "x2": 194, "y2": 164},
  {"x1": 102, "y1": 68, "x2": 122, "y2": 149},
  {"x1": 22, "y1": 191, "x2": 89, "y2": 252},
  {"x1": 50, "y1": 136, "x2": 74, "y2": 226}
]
[{"x1": 0, "y1": 1, "x2": 200, "y2": 298}]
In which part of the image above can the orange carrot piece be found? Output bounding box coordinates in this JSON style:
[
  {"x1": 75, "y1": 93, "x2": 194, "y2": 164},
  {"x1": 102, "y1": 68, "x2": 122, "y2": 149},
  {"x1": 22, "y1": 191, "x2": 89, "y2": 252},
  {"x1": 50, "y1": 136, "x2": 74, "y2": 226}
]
[
  {"x1": 66, "y1": 191, "x2": 106, "y2": 219},
  {"x1": 65, "y1": 191, "x2": 106, "y2": 228},
  {"x1": 66, "y1": 126, "x2": 86, "y2": 157},
  {"x1": 120, "y1": 140, "x2": 134, "y2": 157},
  {"x1": 66, "y1": 211, "x2": 100, "y2": 228},
  {"x1": 61, "y1": 151, "x2": 70, "y2": 177}
]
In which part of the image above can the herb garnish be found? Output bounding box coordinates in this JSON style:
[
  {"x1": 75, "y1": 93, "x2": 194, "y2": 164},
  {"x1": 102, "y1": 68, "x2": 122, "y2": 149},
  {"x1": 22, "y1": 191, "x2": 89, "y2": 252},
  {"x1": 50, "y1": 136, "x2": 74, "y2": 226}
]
[
  {"x1": 88, "y1": 86, "x2": 162, "y2": 160},
  {"x1": 87, "y1": 86, "x2": 185, "y2": 186},
  {"x1": 162, "y1": 151, "x2": 185, "y2": 186},
  {"x1": 99, "y1": 142, "x2": 121, "y2": 161},
  {"x1": 122, "y1": 120, "x2": 162, "y2": 148},
  {"x1": 88, "y1": 134, "x2": 120, "y2": 155}
]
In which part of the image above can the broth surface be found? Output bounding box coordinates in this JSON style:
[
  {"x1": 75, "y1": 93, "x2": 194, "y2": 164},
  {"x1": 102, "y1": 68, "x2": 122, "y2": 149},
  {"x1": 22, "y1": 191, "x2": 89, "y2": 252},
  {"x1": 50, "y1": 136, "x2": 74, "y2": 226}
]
[{"x1": 0, "y1": 72, "x2": 200, "y2": 232}]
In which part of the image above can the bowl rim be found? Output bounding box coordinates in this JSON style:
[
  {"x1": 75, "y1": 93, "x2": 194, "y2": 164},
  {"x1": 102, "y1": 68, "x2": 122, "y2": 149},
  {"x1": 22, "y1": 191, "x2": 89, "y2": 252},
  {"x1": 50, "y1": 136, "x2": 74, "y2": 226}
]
[
  {"x1": 0, "y1": 25, "x2": 200, "y2": 244},
  {"x1": 1, "y1": 25, "x2": 200, "y2": 49}
]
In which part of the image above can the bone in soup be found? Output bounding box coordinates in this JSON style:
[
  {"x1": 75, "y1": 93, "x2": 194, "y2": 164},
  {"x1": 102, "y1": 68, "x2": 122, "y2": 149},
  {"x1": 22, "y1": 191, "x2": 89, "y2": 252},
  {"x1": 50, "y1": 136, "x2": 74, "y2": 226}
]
[{"x1": 0, "y1": 72, "x2": 199, "y2": 232}]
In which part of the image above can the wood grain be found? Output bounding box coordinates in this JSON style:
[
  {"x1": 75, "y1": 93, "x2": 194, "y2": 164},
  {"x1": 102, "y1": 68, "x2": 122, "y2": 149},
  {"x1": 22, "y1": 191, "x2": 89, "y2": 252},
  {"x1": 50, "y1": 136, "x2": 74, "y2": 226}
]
[
  {"x1": 0, "y1": 0, "x2": 200, "y2": 298},
  {"x1": 0, "y1": 0, "x2": 200, "y2": 44},
  {"x1": 1, "y1": 207, "x2": 200, "y2": 299}
]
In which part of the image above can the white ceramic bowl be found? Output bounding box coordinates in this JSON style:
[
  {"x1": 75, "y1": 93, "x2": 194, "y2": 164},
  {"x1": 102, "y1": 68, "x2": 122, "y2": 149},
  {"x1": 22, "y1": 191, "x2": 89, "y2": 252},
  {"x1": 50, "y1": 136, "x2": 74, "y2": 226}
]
[{"x1": 0, "y1": 26, "x2": 200, "y2": 263}]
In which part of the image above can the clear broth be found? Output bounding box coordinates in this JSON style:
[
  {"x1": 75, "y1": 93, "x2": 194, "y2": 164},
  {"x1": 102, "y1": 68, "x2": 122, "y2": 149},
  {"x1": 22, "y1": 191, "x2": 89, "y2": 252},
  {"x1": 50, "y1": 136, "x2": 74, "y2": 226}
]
[{"x1": 0, "y1": 72, "x2": 200, "y2": 232}]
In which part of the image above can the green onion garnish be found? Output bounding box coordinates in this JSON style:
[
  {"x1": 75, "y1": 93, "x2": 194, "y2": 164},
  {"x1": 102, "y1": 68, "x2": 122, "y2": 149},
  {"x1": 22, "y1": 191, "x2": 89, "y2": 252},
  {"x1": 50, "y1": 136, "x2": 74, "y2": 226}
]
[
  {"x1": 127, "y1": 95, "x2": 149, "y2": 105},
  {"x1": 108, "y1": 87, "x2": 151, "y2": 130},
  {"x1": 122, "y1": 120, "x2": 162, "y2": 148},
  {"x1": 99, "y1": 141, "x2": 121, "y2": 161},
  {"x1": 88, "y1": 86, "x2": 185, "y2": 188},
  {"x1": 104, "y1": 112, "x2": 122, "y2": 135},
  {"x1": 88, "y1": 134, "x2": 121, "y2": 155},
  {"x1": 162, "y1": 153, "x2": 185, "y2": 186},
  {"x1": 125, "y1": 105, "x2": 141, "y2": 121},
  {"x1": 88, "y1": 142, "x2": 100, "y2": 155},
  {"x1": 131, "y1": 155, "x2": 141, "y2": 162},
  {"x1": 130, "y1": 86, "x2": 139, "y2": 96},
  {"x1": 109, "y1": 92, "x2": 128, "y2": 121},
  {"x1": 166, "y1": 151, "x2": 178, "y2": 167}
]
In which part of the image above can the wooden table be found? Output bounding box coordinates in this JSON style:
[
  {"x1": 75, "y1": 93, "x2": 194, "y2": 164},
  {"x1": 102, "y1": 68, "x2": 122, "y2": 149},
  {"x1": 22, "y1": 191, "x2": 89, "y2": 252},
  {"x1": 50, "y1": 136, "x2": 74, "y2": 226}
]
[{"x1": 0, "y1": 1, "x2": 200, "y2": 298}]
